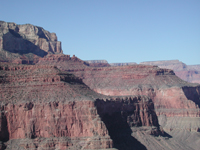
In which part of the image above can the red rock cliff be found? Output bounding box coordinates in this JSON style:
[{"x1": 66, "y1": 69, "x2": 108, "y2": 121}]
[{"x1": 0, "y1": 63, "x2": 159, "y2": 150}]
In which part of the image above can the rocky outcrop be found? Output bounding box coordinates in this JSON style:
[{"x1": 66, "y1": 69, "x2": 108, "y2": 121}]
[
  {"x1": 0, "y1": 21, "x2": 62, "y2": 63},
  {"x1": 85, "y1": 60, "x2": 111, "y2": 67},
  {"x1": 0, "y1": 62, "x2": 160, "y2": 150},
  {"x1": 141, "y1": 60, "x2": 200, "y2": 84},
  {"x1": 37, "y1": 54, "x2": 90, "y2": 70}
]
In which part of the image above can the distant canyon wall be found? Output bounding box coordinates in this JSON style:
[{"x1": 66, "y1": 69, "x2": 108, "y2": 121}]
[{"x1": 140, "y1": 60, "x2": 200, "y2": 84}]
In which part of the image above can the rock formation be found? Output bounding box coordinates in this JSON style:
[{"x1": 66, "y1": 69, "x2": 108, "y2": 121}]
[
  {"x1": 85, "y1": 60, "x2": 111, "y2": 67},
  {"x1": 37, "y1": 56, "x2": 200, "y2": 122},
  {"x1": 0, "y1": 21, "x2": 62, "y2": 64},
  {"x1": 141, "y1": 60, "x2": 200, "y2": 84},
  {"x1": 63, "y1": 63, "x2": 200, "y2": 149},
  {"x1": 1, "y1": 21, "x2": 200, "y2": 149},
  {"x1": 37, "y1": 54, "x2": 90, "y2": 71},
  {"x1": 67, "y1": 65, "x2": 200, "y2": 116},
  {"x1": 88, "y1": 60, "x2": 200, "y2": 84},
  {"x1": 0, "y1": 62, "x2": 160, "y2": 150}
]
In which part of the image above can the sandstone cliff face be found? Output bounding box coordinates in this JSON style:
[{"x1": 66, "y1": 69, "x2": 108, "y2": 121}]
[
  {"x1": 0, "y1": 63, "x2": 160, "y2": 150},
  {"x1": 0, "y1": 21, "x2": 62, "y2": 63}
]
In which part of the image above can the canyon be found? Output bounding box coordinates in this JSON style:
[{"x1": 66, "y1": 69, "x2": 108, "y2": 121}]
[
  {"x1": 0, "y1": 63, "x2": 161, "y2": 150},
  {"x1": 37, "y1": 54, "x2": 200, "y2": 150},
  {"x1": 0, "y1": 21, "x2": 200, "y2": 150}
]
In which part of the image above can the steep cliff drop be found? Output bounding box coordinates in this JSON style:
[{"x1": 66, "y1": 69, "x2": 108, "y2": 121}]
[
  {"x1": 66, "y1": 64, "x2": 200, "y2": 150},
  {"x1": 37, "y1": 54, "x2": 200, "y2": 149},
  {"x1": 0, "y1": 62, "x2": 162, "y2": 150},
  {"x1": 1, "y1": 20, "x2": 200, "y2": 149}
]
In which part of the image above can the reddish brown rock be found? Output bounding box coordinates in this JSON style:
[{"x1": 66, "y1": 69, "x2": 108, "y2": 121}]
[
  {"x1": 0, "y1": 63, "x2": 110, "y2": 149},
  {"x1": 66, "y1": 65, "x2": 200, "y2": 118},
  {"x1": 0, "y1": 62, "x2": 159, "y2": 150},
  {"x1": 37, "y1": 56, "x2": 200, "y2": 118},
  {"x1": 37, "y1": 54, "x2": 90, "y2": 70},
  {"x1": 60, "y1": 61, "x2": 200, "y2": 149}
]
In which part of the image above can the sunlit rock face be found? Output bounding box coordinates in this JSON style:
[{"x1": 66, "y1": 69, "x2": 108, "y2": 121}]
[{"x1": 0, "y1": 21, "x2": 62, "y2": 64}]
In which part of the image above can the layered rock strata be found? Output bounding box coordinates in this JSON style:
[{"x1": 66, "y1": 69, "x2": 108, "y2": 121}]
[
  {"x1": 37, "y1": 56, "x2": 200, "y2": 118},
  {"x1": 37, "y1": 54, "x2": 90, "y2": 70},
  {"x1": 66, "y1": 65, "x2": 200, "y2": 130},
  {"x1": 0, "y1": 21, "x2": 62, "y2": 63},
  {"x1": 62, "y1": 63, "x2": 200, "y2": 149},
  {"x1": 141, "y1": 60, "x2": 200, "y2": 84},
  {"x1": 0, "y1": 63, "x2": 159, "y2": 150}
]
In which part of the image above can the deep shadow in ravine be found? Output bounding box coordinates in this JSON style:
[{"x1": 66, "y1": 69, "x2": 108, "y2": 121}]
[{"x1": 95, "y1": 99, "x2": 147, "y2": 150}]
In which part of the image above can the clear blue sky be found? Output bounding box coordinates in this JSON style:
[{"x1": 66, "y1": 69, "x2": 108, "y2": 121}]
[{"x1": 1, "y1": 0, "x2": 200, "y2": 65}]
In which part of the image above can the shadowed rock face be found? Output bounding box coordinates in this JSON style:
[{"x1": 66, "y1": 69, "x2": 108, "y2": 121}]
[
  {"x1": 0, "y1": 62, "x2": 159, "y2": 150},
  {"x1": 0, "y1": 21, "x2": 62, "y2": 63},
  {"x1": 95, "y1": 97, "x2": 160, "y2": 150}
]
